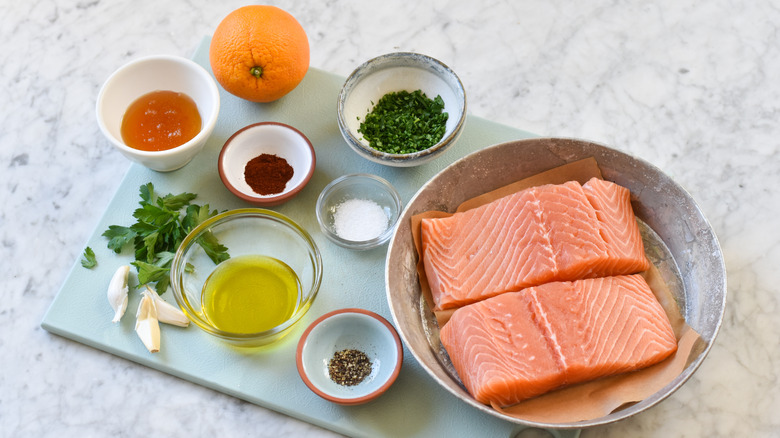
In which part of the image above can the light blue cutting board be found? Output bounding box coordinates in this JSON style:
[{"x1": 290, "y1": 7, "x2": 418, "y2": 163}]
[{"x1": 42, "y1": 37, "x2": 538, "y2": 438}]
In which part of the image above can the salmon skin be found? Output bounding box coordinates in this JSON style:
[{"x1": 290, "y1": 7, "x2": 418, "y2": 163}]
[
  {"x1": 421, "y1": 178, "x2": 650, "y2": 311},
  {"x1": 439, "y1": 274, "x2": 678, "y2": 406}
]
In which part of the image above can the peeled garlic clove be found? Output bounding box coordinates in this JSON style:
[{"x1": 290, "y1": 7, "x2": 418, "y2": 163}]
[
  {"x1": 107, "y1": 265, "x2": 130, "y2": 323},
  {"x1": 144, "y1": 286, "x2": 190, "y2": 327},
  {"x1": 135, "y1": 293, "x2": 160, "y2": 353}
]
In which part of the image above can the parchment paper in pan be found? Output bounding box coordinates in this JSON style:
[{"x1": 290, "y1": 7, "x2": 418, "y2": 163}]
[{"x1": 410, "y1": 157, "x2": 702, "y2": 423}]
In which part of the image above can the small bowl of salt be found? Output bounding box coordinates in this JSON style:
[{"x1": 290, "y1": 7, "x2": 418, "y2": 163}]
[{"x1": 315, "y1": 173, "x2": 402, "y2": 250}]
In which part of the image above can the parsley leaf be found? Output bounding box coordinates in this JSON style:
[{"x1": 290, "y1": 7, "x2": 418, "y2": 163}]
[
  {"x1": 160, "y1": 191, "x2": 197, "y2": 210},
  {"x1": 81, "y1": 246, "x2": 97, "y2": 269},
  {"x1": 104, "y1": 183, "x2": 229, "y2": 293},
  {"x1": 102, "y1": 225, "x2": 137, "y2": 253},
  {"x1": 139, "y1": 182, "x2": 154, "y2": 205},
  {"x1": 132, "y1": 251, "x2": 176, "y2": 293},
  {"x1": 197, "y1": 230, "x2": 230, "y2": 265},
  {"x1": 132, "y1": 260, "x2": 170, "y2": 287},
  {"x1": 182, "y1": 204, "x2": 219, "y2": 233}
]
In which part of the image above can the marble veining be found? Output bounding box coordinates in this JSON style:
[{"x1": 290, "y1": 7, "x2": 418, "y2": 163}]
[{"x1": 2, "y1": 0, "x2": 779, "y2": 437}]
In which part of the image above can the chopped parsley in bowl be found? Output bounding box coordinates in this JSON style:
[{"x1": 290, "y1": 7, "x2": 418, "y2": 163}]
[
  {"x1": 357, "y1": 89, "x2": 449, "y2": 155},
  {"x1": 337, "y1": 52, "x2": 467, "y2": 167}
]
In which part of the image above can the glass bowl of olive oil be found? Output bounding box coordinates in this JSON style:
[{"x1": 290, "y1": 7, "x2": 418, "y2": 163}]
[{"x1": 170, "y1": 208, "x2": 323, "y2": 347}]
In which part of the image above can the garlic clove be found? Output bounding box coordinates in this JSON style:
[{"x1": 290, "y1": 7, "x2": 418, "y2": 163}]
[
  {"x1": 107, "y1": 265, "x2": 130, "y2": 323},
  {"x1": 144, "y1": 286, "x2": 190, "y2": 327},
  {"x1": 135, "y1": 293, "x2": 160, "y2": 353}
]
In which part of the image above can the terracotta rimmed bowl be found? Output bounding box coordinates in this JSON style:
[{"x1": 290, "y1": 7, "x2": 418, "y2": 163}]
[
  {"x1": 337, "y1": 52, "x2": 467, "y2": 167},
  {"x1": 296, "y1": 308, "x2": 403, "y2": 405},
  {"x1": 218, "y1": 122, "x2": 316, "y2": 206}
]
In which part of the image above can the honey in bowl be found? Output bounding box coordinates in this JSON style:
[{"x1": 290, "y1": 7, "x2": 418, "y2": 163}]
[
  {"x1": 201, "y1": 254, "x2": 302, "y2": 334},
  {"x1": 120, "y1": 90, "x2": 202, "y2": 151}
]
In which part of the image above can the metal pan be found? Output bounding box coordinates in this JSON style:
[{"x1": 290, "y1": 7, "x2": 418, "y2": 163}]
[{"x1": 385, "y1": 137, "x2": 726, "y2": 430}]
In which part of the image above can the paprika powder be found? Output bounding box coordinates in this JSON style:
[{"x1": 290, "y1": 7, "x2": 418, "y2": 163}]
[{"x1": 244, "y1": 153, "x2": 294, "y2": 195}]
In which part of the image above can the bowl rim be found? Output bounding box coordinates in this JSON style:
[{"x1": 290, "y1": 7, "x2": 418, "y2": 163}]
[
  {"x1": 218, "y1": 121, "x2": 317, "y2": 206},
  {"x1": 315, "y1": 173, "x2": 403, "y2": 250},
  {"x1": 295, "y1": 307, "x2": 403, "y2": 405},
  {"x1": 336, "y1": 51, "x2": 467, "y2": 162},
  {"x1": 95, "y1": 54, "x2": 221, "y2": 158},
  {"x1": 169, "y1": 208, "x2": 323, "y2": 343}
]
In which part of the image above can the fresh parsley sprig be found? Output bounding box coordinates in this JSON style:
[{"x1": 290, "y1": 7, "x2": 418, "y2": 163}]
[
  {"x1": 80, "y1": 247, "x2": 97, "y2": 269},
  {"x1": 102, "y1": 183, "x2": 229, "y2": 293}
]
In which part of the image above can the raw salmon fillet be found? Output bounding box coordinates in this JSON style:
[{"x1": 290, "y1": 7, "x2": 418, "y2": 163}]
[
  {"x1": 421, "y1": 178, "x2": 649, "y2": 311},
  {"x1": 439, "y1": 274, "x2": 678, "y2": 407}
]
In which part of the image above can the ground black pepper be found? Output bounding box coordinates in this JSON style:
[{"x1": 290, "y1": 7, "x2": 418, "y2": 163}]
[{"x1": 328, "y1": 349, "x2": 372, "y2": 386}]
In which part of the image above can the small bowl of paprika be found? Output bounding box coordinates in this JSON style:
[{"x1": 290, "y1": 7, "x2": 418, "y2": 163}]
[{"x1": 218, "y1": 122, "x2": 316, "y2": 206}]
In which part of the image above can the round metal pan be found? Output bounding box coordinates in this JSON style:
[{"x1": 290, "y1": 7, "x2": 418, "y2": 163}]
[{"x1": 385, "y1": 137, "x2": 727, "y2": 429}]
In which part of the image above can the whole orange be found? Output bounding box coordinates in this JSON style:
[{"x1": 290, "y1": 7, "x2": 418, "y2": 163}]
[{"x1": 209, "y1": 5, "x2": 310, "y2": 103}]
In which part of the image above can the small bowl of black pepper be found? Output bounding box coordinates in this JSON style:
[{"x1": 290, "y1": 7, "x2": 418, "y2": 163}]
[
  {"x1": 337, "y1": 52, "x2": 467, "y2": 167},
  {"x1": 218, "y1": 122, "x2": 316, "y2": 206},
  {"x1": 296, "y1": 308, "x2": 403, "y2": 405}
]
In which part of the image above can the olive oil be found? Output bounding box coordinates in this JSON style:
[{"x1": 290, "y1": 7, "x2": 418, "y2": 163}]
[{"x1": 201, "y1": 254, "x2": 301, "y2": 334}]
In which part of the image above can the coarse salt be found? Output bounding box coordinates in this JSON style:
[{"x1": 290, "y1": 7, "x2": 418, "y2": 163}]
[{"x1": 333, "y1": 198, "x2": 389, "y2": 241}]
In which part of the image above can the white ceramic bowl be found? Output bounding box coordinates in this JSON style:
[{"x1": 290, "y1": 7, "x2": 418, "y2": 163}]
[
  {"x1": 296, "y1": 308, "x2": 403, "y2": 405},
  {"x1": 96, "y1": 55, "x2": 220, "y2": 172},
  {"x1": 315, "y1": 173, "x2": 402, "y2": 250},
  {"x1": 218, "y1": 122, "x2": 316, "y2": 206},
  {"x1": 337, "y1": 52, "x2": 467, "y2": 167}
]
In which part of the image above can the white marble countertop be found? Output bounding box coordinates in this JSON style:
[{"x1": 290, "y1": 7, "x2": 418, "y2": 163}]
[{"x1": 3, "y1": 1, "x2": 778, "y2": 437}]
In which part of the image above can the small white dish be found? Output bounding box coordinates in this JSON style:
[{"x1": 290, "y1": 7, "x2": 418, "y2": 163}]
[
  {"x1": 337, "y1": 52, "x2": 467, "y2": 167},
  {"x1": 96, "y1": 55, "x2": 220, "y2": 172},
  {"x1": 296, "y1": 308, "x2": 403, "y2": 405},
  {"x1": 218, "y1": 122, "x2": 316, "y2": 206}
]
